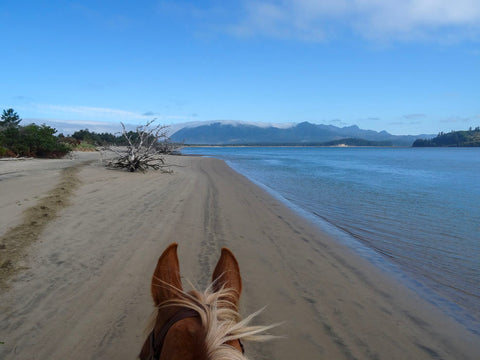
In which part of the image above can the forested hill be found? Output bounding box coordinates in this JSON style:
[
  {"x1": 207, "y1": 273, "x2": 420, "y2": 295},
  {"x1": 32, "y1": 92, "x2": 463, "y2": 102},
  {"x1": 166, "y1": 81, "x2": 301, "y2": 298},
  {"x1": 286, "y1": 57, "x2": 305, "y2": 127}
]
[{"x1": 413, "y1": 128, "x2": 480, "y2": 147}]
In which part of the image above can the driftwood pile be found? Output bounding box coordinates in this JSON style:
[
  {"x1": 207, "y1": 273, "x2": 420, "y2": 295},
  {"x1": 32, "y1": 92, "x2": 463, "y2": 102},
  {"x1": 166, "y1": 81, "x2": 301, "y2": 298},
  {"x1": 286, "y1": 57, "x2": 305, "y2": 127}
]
[{"x1": 104, "y1": 120, "x2": 174, "y2": 173}]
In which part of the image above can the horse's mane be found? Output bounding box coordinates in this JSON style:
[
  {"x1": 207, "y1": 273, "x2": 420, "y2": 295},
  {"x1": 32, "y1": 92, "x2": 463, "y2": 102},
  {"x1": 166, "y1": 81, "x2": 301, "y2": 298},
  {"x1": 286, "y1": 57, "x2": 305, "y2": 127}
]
[{"x1": 152, "y1": 281, "x2": 279, "y2": 360}]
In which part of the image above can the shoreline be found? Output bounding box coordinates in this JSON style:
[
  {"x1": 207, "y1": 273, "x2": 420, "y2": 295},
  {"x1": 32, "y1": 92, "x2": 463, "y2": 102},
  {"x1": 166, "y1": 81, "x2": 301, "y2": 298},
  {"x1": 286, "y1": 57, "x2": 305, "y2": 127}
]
[
  {"x1": 225, "y1": 157, "x2": 480, "y2": 335},
  {"x1": 0, "y1": 153, "x2": 479, "y2": 359},
  {"x1": 183, "y1": 146, "x2": 480, "y2": 335}
]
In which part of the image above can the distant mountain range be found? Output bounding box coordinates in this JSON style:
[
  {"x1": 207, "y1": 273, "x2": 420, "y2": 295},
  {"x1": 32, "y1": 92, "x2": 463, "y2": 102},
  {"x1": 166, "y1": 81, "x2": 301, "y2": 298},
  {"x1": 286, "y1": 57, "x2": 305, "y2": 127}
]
[{"x1": 170, "y1": 121, "x2": 433, "y2": 146}]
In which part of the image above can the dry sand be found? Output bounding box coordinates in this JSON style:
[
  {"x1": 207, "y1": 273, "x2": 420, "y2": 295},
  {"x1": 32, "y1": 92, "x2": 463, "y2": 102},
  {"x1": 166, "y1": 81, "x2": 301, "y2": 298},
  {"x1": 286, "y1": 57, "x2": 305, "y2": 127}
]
[{"x1": 0, "y1": 152, "x2": 479, "y2": 359}]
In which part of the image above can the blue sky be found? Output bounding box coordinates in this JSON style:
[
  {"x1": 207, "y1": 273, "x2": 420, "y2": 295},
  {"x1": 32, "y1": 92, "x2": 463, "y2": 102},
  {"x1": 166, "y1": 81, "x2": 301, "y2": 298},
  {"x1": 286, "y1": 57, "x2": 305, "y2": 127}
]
[{"x1": 1, "y1": 0, "x2": 479, "y2": 135}]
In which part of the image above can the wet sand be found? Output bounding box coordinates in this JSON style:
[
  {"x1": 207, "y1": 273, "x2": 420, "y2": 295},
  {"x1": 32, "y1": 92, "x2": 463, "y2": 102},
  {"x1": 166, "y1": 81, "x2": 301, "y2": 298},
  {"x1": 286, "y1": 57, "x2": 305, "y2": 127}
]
[{"x1": 0, "y1": 153, "x2": 479, "y2": 359}]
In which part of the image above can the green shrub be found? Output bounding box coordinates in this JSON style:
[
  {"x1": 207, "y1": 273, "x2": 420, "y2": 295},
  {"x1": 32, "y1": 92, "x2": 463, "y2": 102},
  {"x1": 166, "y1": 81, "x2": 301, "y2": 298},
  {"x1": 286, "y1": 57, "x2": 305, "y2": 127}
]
[
  {"x1": 0, "y1": 146, "x2": 16, "y2": 157},
  {"x1": 0, "y1": 121, "x2": 71, "y2": 158},
  {"x1": 1, "y1": 108, "x2": 72, "y2": 158},
  {"x1": 19, "y1": 124, "x2": 70, "y2": 157},
  {"x1": 74, "y1": 141, "x2": 97, "y2": 151}
]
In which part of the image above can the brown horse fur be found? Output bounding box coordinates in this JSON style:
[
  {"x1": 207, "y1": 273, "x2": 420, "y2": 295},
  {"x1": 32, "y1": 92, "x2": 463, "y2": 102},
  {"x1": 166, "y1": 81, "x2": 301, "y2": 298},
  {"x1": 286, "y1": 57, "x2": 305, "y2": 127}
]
[{"x1": 139, "y1": 243, "x2": 278, "y2": 360}]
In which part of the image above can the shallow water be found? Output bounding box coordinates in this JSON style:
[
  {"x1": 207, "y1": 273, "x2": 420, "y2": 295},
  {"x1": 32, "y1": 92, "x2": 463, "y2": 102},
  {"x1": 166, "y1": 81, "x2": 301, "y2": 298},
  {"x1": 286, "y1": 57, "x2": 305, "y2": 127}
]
[{"x1": 181, "y1": 147, "x2": 480, "y2": 333}]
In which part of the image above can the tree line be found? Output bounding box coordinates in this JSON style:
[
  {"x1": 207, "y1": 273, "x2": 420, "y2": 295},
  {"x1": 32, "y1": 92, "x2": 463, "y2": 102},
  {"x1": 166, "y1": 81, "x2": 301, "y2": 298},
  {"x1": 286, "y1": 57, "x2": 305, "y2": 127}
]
[
  {"x1": 0, "y1": 108, "x2": 178, "y2": 159},
  {"x1": 0, "y1": 109, "x2": 70, "y2": 158},
  {"x1": 413, "y1": 127, "x2": 480, "y2": 147}
]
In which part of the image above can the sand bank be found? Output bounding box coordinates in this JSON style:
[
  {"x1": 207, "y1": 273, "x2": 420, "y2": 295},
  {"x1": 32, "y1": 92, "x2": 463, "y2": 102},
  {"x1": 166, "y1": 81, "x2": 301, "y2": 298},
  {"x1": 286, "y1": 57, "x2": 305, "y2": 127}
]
[{"x1": 0, "y1": 154, "x2": 478, "y2": 359}]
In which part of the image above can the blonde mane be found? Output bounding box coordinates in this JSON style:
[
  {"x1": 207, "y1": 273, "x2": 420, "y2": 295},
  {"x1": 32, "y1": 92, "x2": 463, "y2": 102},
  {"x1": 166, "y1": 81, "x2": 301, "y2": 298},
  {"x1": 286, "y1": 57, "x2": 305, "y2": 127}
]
[{"x1": 154, "y1": 282, "x2": 279, "y2": 360}]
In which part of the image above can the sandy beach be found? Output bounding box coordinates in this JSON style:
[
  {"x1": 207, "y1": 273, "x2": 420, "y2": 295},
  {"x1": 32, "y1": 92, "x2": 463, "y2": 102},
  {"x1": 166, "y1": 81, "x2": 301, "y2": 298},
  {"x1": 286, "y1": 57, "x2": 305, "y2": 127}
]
[{"x1": 0, "y1": 152, "x2": 479, "y2": 359}]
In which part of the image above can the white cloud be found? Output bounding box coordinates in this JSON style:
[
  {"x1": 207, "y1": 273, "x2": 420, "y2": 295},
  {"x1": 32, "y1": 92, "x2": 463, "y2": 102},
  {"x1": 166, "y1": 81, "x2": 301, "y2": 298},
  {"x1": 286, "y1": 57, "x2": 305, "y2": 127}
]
[
  {"x1": 230, "y1": 0, "x2": 480, "y2": 42},
  {"x1": 440, "y1": 116, "x2": 471, "y2": 123},
  {"x1": 46, "y1": 119, "x2": 115, "y2": 126},
  {"x1": 329, "y1": 118, "x2": 350, "y2": 126},
  {"x1": 21, "y1": 118, "x2": 134, "y2": 135},
  {"x1": 28, "y1": 103, "x2": 197, "y2": 123},
  {"x1": 403, "y1": 113, "x2": 427, "y2": 119},
  {"x1": 37, "y1": 104, "x2": 145, "y2": 119},
  {"x1": 354, "y1": 0, "x2": 480, "y2": 40},
  {"x1": 230, "y1": 1, "x2": 331, "y2": 41}
]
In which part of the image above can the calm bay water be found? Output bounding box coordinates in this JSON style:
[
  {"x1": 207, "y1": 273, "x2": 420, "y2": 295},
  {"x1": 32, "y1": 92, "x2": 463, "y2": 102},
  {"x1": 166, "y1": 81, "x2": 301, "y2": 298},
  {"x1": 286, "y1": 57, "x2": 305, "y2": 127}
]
[{"x1": 182, "y1": 147, "x2": 480, "y2": 333}]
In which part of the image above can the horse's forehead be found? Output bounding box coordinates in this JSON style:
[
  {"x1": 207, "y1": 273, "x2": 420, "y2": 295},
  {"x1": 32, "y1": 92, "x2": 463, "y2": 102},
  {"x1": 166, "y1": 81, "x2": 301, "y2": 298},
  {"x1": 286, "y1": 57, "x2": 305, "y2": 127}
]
[
  {"x1": 170, "y1": 317, "x2": 202, "y2": 335},
  {"x1": 160, "y1": 318, "x2": 206, "y2": 360}
]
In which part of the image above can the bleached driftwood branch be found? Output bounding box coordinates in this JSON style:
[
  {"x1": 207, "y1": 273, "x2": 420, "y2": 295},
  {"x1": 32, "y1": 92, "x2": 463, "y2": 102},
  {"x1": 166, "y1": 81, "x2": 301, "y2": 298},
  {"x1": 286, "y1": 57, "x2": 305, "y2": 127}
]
[{"x1": 104, "y1": 120, "x2": 174, "y2": 173}]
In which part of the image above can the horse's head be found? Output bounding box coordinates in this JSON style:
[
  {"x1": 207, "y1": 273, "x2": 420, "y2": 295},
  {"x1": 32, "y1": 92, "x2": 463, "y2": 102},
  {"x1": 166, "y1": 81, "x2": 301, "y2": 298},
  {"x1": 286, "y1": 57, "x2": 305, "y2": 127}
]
[{"x1": 139, "y1": 243, "x2": 251, "y2": 360}]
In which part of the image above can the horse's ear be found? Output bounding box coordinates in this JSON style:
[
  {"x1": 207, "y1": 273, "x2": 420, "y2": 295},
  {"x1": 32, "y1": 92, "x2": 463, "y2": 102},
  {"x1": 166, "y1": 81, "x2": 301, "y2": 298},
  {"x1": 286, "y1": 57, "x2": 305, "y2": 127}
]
[
  {"x1": 212, "y1": 248, "x2": 242, "y2": 307},
  {"x1": 151, "y1": 243, "x2": 183, "y2": 306}
]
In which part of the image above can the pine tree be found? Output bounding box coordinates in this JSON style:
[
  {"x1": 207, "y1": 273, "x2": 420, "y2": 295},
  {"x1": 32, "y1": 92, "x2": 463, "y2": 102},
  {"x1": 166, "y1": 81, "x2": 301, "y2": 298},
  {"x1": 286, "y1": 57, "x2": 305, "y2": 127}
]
[{"x1": 0, "y1": 108, "x2": 21, "y2": 128}]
